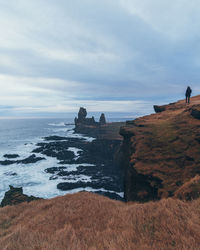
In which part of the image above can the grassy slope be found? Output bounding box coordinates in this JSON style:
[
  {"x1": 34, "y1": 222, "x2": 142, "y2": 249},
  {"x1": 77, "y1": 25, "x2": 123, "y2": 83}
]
[{"x1": 0, "y1": 192, "x2": 200, "y2": 250}]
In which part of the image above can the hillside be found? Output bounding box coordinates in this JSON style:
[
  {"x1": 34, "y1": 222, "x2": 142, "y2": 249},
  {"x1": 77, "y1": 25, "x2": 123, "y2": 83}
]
[
  {"x1": 0, "y1": 192, "x2": 200, "y2": 250},
  {"x1": 120, "y1": 95, "x2": 200, "y2": 201}
]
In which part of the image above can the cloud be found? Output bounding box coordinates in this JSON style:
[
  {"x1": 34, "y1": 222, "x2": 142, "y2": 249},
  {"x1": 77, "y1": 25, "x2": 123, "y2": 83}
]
[
  {"x1": 0, "y1": 0, "x2": 199, "y2": 117},
  {"x1": 119, "y1": 0, "x2": 200, "y2": 41}
]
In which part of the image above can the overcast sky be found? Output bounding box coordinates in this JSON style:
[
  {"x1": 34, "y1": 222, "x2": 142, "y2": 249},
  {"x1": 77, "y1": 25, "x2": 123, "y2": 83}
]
[{"x1": 0, "y1": 0, "x2": 200, "y2": 118}]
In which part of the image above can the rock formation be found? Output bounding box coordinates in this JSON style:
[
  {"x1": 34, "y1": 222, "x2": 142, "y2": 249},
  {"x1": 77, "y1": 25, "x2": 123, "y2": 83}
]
[
  {"x1": 74, "y1": 107, "x2": 97, "y2": 127},
  {"x1": 153, "y1": 105, "x2": 166, "y2": 113},
  {"x1": 120, "y1": 95, "x2": 200, "y2": 202},
  {"x1": 99, "y1": 113, "x2": 106, "y2": 125},
  {"x1": 74, "y1": 107, "x2": 107, "y2": 135},
  {"x1": 1, "y1": 185, "x2": 41, "y2": 207}
]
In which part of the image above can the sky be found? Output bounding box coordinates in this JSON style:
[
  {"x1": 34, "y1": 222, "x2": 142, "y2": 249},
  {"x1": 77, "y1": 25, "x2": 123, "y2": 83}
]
[{"x1": 0, "y1": 0, "x2": 200, "y2": 118}]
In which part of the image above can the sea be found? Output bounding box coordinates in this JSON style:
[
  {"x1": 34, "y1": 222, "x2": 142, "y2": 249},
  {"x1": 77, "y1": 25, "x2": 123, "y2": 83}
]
[{"x1": 0, "y1": 117, "x2": 129, "y2": 202}]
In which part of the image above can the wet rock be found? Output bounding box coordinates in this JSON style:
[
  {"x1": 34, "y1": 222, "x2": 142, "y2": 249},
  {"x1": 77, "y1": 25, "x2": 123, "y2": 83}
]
[
  {"x1": 31, "y1": 119, "x2": 124, "y2": 201},
  {"x1": 0, "y1": 160, "x2": 15, "y2": 166},
  {"x1": 1, "y1": 185, "x2": 41, "y2": 207},
  {"x1": 45, "y1": 166, "x2": 66, "y2": 174},
  {"x1": 44, "y1": 136, "x2": 68, "y2": 141},
  {"x1": 20, "y1": 154, "x2": 45, "y2": 164},
  {"x1": 0, "y1": 154, "x2": 45, "y2": 166},
  {"x1": 3, "y1": 154, "x2": 20, "y2": 159},
  {"x1": 4, "y1": 172, "x2": 17, "y2": 176},
  {"x1": 33, "y1": 142, "x2": 75, "y2": 161},
  {"x1": 57, "y1": 181, "x2": 122, "y2": 193}
]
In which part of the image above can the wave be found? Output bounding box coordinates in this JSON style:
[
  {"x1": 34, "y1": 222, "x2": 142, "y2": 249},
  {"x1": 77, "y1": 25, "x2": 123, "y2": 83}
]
[{"x1": 48, "y1": 122, "x2": 66, "y2": 127}]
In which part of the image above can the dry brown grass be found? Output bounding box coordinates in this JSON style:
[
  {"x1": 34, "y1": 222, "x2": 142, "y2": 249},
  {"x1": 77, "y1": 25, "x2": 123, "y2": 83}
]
[
  {"x1": 174, "y1": 175, "x2": 200, "y2": 200},
  {"x1": 0, "y1": 192, "x2": 200, "y2": 250}
]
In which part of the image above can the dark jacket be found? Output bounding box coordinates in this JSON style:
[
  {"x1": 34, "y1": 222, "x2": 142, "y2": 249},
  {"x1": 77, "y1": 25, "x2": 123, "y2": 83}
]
[{"x1": 185, "y1": 87, "x2": 192, "y2": 97}]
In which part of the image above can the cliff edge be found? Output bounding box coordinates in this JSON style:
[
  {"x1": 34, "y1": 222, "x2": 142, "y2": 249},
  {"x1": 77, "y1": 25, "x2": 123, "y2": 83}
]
[{"x1": 120, "y1": 95, "x2": 200, "y2": 201}]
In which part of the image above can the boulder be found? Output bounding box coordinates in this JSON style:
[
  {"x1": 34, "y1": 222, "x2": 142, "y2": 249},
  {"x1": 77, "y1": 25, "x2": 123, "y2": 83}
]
[
  {"x1": 153, "y1": 105, "x2": 166, "y2": 113},
  {"x1": 190, "y1": 108, "x2": 200, "y2": 119},
  {"x1": 1, "y1": 185, "x2": 41, "y2": 207}
]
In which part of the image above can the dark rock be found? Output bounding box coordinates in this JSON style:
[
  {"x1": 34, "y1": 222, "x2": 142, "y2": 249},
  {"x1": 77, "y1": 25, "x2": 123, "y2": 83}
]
[
  {"x1": 4, "y1": 172, "x2": 17, "y2": 176},
  {"x1": 153, "y1": 105, "x2": 166, "y2": 113},
  {"x1": 20, "y1": 154, "x2": 45, "y2": 164},
  {"x1": 99, "y1": 113, "x2": 106, "y2": 125},
  {"x1": 94, "y1": 191, "x2": 124, "y2": 201},
  {"x1": 74, "y1": 108, "x2": 108, "y2": 135},
  {"x1": 120, "y1": 127, "x2": 135, "y2": 139},
  {"x1": 0, "y1": 154, "x2": 45, "y2": 166},
  {"x1": 45, "y1": 166, "x2": 66, "y2": 174},
  {"x1": 44, "y1": 136, "x2": 68, "y2": 141},
  {"x1": 33, "y1": 142, "x2": 75, "y2": 161},
  {"x1": 29, "y1": 118, "x2": 124, "y2": 201},
  {"x1": 1, "y1": 185, "x2": 41, "y2": 207},
  {"x1": 78, "y1": 107, "x2": 87, "y2": 121},
  {"x1": 0, "y1": 160, "x2": 15, "y2": 166},
  {"x1": 3, "y1": 154, "x2": 20, "y2": 159},
  {"x1": 57, "y1": 181, "x2": 122, "y2": 193},
  {"x1": 126, "y1": 120, "x2": 145, "y2": 127},
  {"x1": 75, "y1": 107, "x2": 97, "y2": 127},
  {"x1": 190, "y1": 108, "x2": 200, "y2": 119},
  {"x1": 41, "y1": 136, "x2": 124, "y2": 199}
]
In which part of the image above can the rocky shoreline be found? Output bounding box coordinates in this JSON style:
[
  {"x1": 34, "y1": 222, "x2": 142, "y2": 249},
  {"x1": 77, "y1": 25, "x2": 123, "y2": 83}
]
[
  {"x1": 0, "y1": 110, "x2": 125, "y2": 204},
  {"x1": 34, "y1": 134, "x2": 124, "y2": 200}
]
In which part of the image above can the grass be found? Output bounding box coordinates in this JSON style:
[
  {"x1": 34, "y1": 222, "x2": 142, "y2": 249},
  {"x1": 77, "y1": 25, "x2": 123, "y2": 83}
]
[
  {"x1": 175, "y1": 175, "x2": 200, "y2": 200},
  {"x1": 0, "y1": 219, "x2": 11, "y2": 230},
  {"x1": 0, "y1": 192, "x2": 200, "y2": 249}
]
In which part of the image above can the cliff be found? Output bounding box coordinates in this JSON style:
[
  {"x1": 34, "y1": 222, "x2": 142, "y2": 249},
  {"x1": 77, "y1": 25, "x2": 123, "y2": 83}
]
[
  {"x1": 120, "y1": 95, "x2": 200, "y2": 202},
  {"x1": 0, "y1": 192, "x2": 199, "y2": 249}
]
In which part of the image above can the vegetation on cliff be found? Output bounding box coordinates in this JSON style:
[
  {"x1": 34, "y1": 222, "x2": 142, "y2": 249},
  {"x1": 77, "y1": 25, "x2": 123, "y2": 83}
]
[
  {"x1": 120, "y1": 95, "x2": 200, "y2": 201},
  {"x1": 174, "y1": 175, "x2": 200, "y2": 200}
]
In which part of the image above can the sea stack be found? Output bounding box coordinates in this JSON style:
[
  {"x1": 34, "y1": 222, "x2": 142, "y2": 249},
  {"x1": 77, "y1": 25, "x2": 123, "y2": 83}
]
[
  {"x1": 99, "y1": 113, "x2": 106, "y2": 125},
  {"x1": 74, "y1": 107, "x2": 107, "y2": 135},
  {"x1": 74, "y1": 107, "x2": 97, "y2": 127}
]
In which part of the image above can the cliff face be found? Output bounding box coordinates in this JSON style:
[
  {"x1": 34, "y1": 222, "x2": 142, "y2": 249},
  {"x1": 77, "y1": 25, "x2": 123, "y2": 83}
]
[{"x1": 120, "y1": 95, "x2": 200, "y2": 202}]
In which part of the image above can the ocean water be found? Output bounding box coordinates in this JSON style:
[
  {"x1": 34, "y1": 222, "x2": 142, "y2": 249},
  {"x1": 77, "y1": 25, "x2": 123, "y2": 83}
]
[{"x1": 0, "y1": 118, "x2": 127, "y2": 202}]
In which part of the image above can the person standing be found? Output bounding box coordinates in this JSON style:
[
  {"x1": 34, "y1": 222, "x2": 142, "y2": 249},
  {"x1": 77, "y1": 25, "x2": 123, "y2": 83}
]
[{"x1": 185, "y1": 86, "x2": 192, "y2": 104}]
